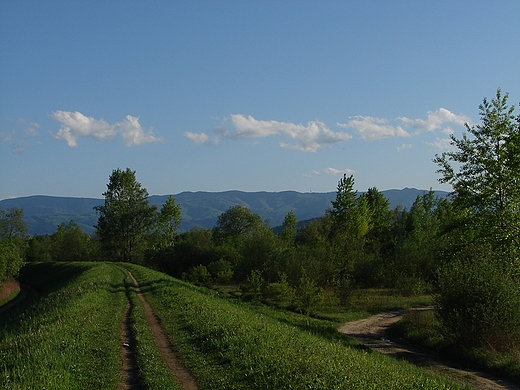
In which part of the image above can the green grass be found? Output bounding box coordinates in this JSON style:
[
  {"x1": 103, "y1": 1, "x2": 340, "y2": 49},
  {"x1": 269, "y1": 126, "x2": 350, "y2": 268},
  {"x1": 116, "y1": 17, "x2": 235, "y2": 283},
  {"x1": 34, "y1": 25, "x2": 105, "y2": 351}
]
[
  {"x1": 0, "y1": 262, "x2": 128, "y2": 389},
  {"x1": 0, "y1": 262, "x2": 482, "y2": 389},
  {"x1": 123, "y1": 263, "x2": 470, "y2": 389},
  {"x1": 0, "y1": 262, "x2": 185, "y2": 390}
]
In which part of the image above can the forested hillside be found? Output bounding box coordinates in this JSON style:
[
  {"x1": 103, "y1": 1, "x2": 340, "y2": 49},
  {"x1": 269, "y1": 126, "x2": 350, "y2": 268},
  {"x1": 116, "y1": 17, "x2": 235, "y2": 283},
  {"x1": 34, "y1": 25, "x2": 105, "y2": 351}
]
[{"x1": 0, "y1": 188, "x2": 448, "y2": 235}]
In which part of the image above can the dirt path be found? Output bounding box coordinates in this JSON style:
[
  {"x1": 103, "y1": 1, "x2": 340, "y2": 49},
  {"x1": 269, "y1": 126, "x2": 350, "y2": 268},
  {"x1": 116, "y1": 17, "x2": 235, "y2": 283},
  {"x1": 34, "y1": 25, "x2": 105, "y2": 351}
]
[
  {"x1": 338, "y1": 308, "x2": 519, "y2": 390},
  {"x1": 124, "y1": 271, "x2": 199, "y2": 390}
]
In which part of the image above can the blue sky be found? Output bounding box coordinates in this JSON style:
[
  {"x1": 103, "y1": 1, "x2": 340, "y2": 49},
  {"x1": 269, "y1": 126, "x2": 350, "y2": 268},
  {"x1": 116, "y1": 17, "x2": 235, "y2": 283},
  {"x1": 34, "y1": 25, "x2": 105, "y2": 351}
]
[{"x1": 1, "y1": 1, "x2": 519, "y2": 199}]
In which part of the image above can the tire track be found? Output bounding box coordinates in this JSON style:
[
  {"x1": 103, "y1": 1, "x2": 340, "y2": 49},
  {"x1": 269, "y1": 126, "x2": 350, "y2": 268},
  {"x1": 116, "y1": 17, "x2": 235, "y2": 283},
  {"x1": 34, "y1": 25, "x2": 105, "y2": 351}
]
[
  {"x1": 126, "y1": 271, "x2": 199, "y2": 390},
  {"x1": 119, "y1": 287, "x2": 140, "y2": 390}
]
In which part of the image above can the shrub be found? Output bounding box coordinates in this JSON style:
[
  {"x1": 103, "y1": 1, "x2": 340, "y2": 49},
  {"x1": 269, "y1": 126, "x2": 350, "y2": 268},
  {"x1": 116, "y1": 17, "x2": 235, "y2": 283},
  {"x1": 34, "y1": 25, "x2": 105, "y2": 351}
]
[
  {"x1": 264, "y1": 272, "x2": 295, "y2": 306},
  {"x1": 435, "y1": 244, "x2": 520, "y2": 352},
  {"x1": 0, "y1": 239, "x2": 24, "y2": 281},
  {"x1": 184, "y1": 264, "x2": 212, "y2": 286}
]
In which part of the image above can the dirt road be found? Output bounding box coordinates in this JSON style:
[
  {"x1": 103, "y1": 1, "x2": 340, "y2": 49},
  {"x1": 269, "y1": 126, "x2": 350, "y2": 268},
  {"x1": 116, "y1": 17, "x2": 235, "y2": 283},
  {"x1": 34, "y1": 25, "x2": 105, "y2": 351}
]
[
  {"x1": 119, "y1": 271, "x2": 199, "y2": 390},
  {"x1": 338, "y1": 308, "x2": 519, "y2": 390}
]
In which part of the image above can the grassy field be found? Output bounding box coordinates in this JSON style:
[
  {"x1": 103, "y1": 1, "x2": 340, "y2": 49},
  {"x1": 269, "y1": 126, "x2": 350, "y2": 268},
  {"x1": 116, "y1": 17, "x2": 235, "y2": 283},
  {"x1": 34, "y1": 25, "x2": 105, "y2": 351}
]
[
  {"x1": 123, "y1": 263, "x2": 470, "y2": 389},
  {"x1": 1, "y1": 262, "x2": 471, "y2": 389},
  {"x1": 0, "y1": 262, "x2": 127, "y2": 389}
]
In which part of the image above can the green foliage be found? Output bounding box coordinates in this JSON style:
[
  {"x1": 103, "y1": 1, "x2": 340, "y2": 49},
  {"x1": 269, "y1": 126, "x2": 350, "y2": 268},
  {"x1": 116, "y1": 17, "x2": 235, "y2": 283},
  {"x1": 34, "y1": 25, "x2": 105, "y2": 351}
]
[
  {"x1": 265, "y1": 272, "x2": 295, "y2": 306},
  {"x1": 435, "y1": 244, "x2": 520, "y2": 352},
  {"x1": 280, "y1": 210, "x2": 297, "y2": 244},
  {"x1": 0, "y1": 207, "x2": 27, "y2": 239},
  {"x1": 184, "y1": 264, "x2": 212, "y2": 286},
  {"x1": 295, "y1": 272, "x2": 324, "y2": 314},
  {"x1": 95, "y1": 168, "x2": 158, "y2": 262},
  {"x1": 207, "y1": 259, "x2": 233, "y2": 284},
  {"x1": 434, "y1": 88, "x2": 520, "y2": 256},
  {"x1": 0, "y1": 240, "x2": 24, "y2": 280},
  {"x1": 213, "y1": 204, "x2": 263, "y2": 243},
  {"x1": 0, "y1": 208, "x2": 27, "y2": 281},
  {"x1": 152, "y1": 195, "x2": 182, "y2": 250},
  {"x1": 245, "y1": 269, "x2": 265, "y2": 301},
  {"x1": 433, "y1": 90, "x2": 520, "y2": 354}
]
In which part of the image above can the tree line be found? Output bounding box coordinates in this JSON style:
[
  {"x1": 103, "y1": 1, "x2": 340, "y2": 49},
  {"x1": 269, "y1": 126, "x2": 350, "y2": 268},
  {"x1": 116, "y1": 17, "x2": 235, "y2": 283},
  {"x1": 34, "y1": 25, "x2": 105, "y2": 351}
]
[{"x1": 2, "y1": 89, "x2": 519, "y2": 355}]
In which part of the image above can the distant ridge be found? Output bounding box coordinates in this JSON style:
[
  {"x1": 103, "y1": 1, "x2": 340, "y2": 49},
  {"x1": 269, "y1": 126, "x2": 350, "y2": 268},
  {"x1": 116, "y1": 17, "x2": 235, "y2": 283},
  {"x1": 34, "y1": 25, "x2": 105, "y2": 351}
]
[{"x1": 0, "y1": 189, "x2": 449, "y2": 236}]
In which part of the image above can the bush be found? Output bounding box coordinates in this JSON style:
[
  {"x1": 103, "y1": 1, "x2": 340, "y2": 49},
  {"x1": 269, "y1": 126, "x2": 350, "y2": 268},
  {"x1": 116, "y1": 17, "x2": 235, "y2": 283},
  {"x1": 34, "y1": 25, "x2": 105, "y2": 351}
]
[
  {"x1": 184, "y1": 265, "x2": 212, "y2": 287},
  {"x1": 0, "y1": 239, "x2": 24, "y2": 281},
  {"x1": 435, "y1": 244, "x2": 520, "y2": 352},
  {"x1": 264, "y1": 272, "x2": 295, "y2": 307}
]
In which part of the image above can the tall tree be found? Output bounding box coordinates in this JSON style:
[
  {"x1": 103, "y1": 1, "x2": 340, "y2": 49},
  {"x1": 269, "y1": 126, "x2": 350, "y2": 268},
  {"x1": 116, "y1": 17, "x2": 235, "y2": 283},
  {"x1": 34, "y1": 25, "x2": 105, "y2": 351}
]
[
  {"x1": 0, "y1": 207, "x2": 27, "y2": 239},
  {"x1": 434, "y1": 88, "x2": 520, "y2": 255},
  {"x1": 94, "y1": 168, "x2": 157, "y2": 262},
  {"x1": 327, "y1": 174, "x2": 371, "y2": 304},
  {"x1": 433, "y1": 89, "x2": 520, "y2": 351},
  {"x1": 281, "y1": 210, "x2": 298, "y2": 244},
  {"x1": 0, "y1": 207, "x2": 27, "y2": 281},
  {"x1": 154, "y1": 196, "x2": 182, "y2": 249},
  {"x1": 213, "y1": 205, "x2": 263, "y2": 242}
]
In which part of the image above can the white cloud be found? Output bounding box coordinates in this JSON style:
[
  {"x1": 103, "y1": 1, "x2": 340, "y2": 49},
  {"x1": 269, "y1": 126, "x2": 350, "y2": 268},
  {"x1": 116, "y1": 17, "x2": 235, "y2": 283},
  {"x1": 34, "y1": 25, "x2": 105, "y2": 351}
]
[
  {"x1": 399, "y1": 108, "x2": 470, "y2": 132},
  {"x1": 185, "y1": 131, "x2": 209, "y2": 144},
  {"x1": 186, "y1": 114, "x2": 352, "y2": 152},
  {"x1": 304, "y1": 167, "x2": 355, "y2": 177},
  {"x1": 338, "y1": 108, "x2": 470, "y2": 142},
  {"x1": 397, "y1": 143, "x2": 412, "y2": 152},
  {"x1": 117, "y1": 115, "x2": 161, "y2": 146},
  {"x1": 338, "y1": 116, "x2": 410, "y2": 141},
  {"x1": 442, "y1": 126, "x2": 455, "y2": 135},
  {"x1": 427, "y1": 137, "x2": 456, "y2": 151},
  {"x1": 51, "y1": 111, "x2": 161, "y2": 147},
  {"x1": 1, "y1": 119, "x2": 40, "y2": 154}
]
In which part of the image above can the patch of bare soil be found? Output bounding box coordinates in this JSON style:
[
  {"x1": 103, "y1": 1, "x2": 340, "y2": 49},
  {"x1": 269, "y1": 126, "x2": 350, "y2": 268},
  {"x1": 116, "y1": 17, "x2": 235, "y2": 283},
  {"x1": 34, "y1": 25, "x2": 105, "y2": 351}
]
[
  {"x1": 0, "y1": 280, "x2": 20, "y2": 302},
  {"x1": 127, "y1": 271, "x2": 199, "y2": 390},
  {"x1": 338, "y1": 308, "x2": 520, "y2": 390},
  {"x1": 0, "y1": 281, "x2": 37, "y2": 315}
]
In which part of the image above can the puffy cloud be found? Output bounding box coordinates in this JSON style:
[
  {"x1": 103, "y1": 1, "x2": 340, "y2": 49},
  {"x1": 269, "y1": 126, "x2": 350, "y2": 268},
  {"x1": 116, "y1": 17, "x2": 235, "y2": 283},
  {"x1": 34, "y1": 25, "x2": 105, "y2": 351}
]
[
  {"x1": 398, "y1": 108, "x2": 470, "y2": 132},
  {"x1": 51, "y1": 111, "x2": 115, "y2": 146},
  {"x1": 117, "y1": 115, "x2": 161, "y2": 146},
  {"x1": 338, "y1": 116, "x2": 410, "y2": 141},
  {"x1": 184, "y1": 131, "x2": 209, "y2": 144},
  {"x1": 51, "y1": 111, "x2": 161, "y2": 147},
  {"x1": 338, "y1": 108, "x2": 470, "y2": 141},
  {"x1": 186, "y1": 114, "x2": 352, "y2": 152},
  {"x1": 304, "y1": 167, "x2": 355, "y2": 177}
]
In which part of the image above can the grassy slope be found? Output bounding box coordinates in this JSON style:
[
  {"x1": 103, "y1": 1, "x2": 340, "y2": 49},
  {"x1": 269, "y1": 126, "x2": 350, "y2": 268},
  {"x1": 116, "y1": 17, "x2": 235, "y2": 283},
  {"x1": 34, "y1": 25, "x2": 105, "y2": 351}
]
[
  {"x1": 0, "y1": 262, "x2": 472, "y2": 389},
  {"x1": 124, "y1": 263, "x2": 470, "y2": 390},
  {"x1": 0, "y1": 263, "x2": 128, "y2": 389}
]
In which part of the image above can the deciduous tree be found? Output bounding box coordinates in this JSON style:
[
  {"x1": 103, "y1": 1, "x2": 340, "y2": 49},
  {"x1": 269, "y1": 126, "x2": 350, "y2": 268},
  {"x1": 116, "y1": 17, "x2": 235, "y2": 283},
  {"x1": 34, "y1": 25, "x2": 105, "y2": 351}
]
[
  {"x1": 94, "y1": 168, "x2": 157, "y2": 262},
  {"x1": 433, "y1": 89, "x2": 520, "y2": 351}
]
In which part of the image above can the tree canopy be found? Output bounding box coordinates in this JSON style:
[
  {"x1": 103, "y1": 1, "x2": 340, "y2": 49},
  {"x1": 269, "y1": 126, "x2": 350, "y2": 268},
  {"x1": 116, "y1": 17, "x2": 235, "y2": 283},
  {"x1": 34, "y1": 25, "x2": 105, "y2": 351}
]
[{"x1": 95, "y1": 168, "x2": 157, "y2": 262}]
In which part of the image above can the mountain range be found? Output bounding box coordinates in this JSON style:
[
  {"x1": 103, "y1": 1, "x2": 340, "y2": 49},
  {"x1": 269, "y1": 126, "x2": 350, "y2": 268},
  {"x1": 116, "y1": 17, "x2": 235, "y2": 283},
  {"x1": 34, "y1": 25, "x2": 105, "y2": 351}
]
[{"x1": 0, "y1": 189, "x2": 449, "y2": 236}]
